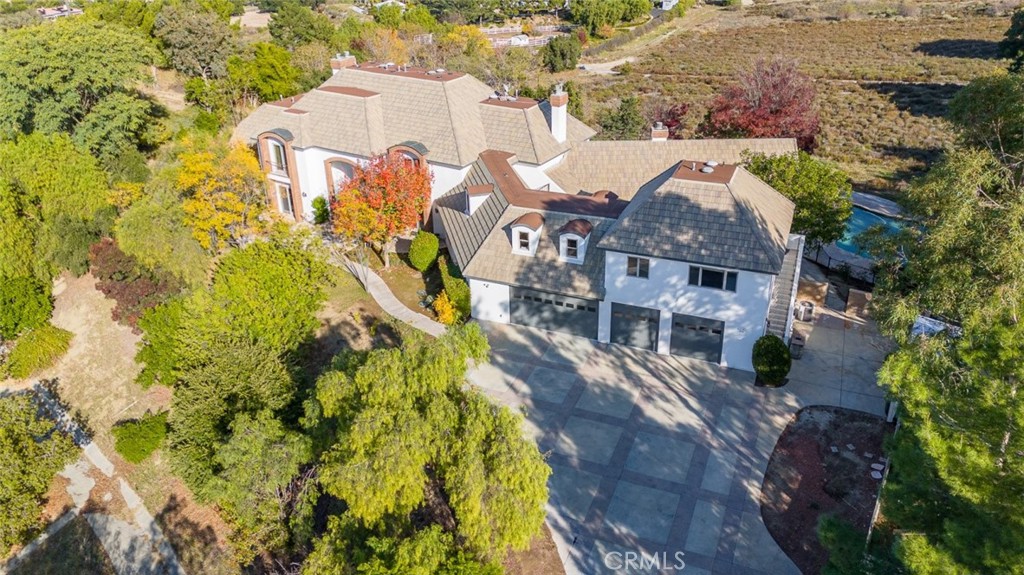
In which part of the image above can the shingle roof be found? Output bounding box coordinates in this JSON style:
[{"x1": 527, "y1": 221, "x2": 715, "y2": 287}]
[
  {"x1": 434, "y1": 159, "x2": 508, "y2": 269},
  {"x1": 597, "y1": 163, "x2": 795, "y2": 274},
  {"x1": 233, "y1": 64, "x2": 594, "y2": 167},
  {"x1": 547, "y1": 139, "x2": 798, "y2": 198},
  {"x1": 462, "y1": 208, "x2": 613, "y2": 299}
]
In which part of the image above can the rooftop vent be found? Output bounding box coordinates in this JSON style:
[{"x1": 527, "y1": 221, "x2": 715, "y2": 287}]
[
  {"x1": 706, "y1": 160, "x2": 720, "y2": 167},
  {"x1": 700, "y1": 166, "x2": 715, "y2": 174}
]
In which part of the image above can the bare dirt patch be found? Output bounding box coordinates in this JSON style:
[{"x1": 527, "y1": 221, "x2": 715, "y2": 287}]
[
  {"x1": 503, "y1": 524, "x2": 564, "y2": 575},
  {"x1": 761, "y1": 406, "x2": 893, "y2": 574},
  {"x1": 40, "y1": 475, "x2": 74, "y2": 524}
]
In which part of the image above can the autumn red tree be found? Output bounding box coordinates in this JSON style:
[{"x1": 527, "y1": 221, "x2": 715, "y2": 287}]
[
  {"x1": 331, "y1": 151, "x2": 433, "y2": 268},
  {"x1": 700, "y1": 58, "x2": 820, "y2": 151}
]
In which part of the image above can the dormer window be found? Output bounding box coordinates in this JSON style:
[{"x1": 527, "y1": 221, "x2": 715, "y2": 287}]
[
  {"x1": 565, "y1": 238, "x2": 579, "y2": 258},
  {"x1": 518, "y1": 231, "x2": 530, "y2": 250},
  {"x1": 510, "y1": 212, "x2": 544, "y2": 257},
  {"x1": 558, "y1": 219, "x2": 592, "y2": 265}
]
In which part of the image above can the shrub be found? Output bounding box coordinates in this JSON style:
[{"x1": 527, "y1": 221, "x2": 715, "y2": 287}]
[
  {"x1": 112, "y1": 411, "x2": 168, "y2": 464},
  {"x1": 135, "y1": 297, "x2": 186, "y2": 388},
  {"x1": 89, "y1": 238, "x2": 183, "y2": 327},
  {"x1": 438, "y1": 255, "x2": 471, "y2": 319},
  {"x1": 0, "y1": 276, "x2": 52, "y2": 340},
  {"x1": 541, "y1": 35, "x2": 581, "y2": 72},
  {"x1": 432, "y1": 290, "x2": 458, "y2": 325},
  {"x1": 5, "y1": 324, "x2": 73, "y2": 379},
  {"x1": 408, "y1": 231, "x2": 439, "y2": 272},
  {"x1": 752, "y1": 334, "x2": 791, "y2": 386},
  {"x1": 312, "y1": 196, "x2": 330, "y2": 225}
]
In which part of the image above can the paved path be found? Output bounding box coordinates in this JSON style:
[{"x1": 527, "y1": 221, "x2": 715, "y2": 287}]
[
  {"x1": 340, "y1": 257, "x2": 447, "y2": 337},
  {"x1": 469, "y1": 318, "x2": 892, "y2": 575},
  {"x1": 1, "y1": 385, "x2": 186, "y2": 575}
]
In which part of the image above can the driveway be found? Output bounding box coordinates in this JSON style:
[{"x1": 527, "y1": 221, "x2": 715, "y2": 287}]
[{"x1": 469, "y1": 315, "x2": 891, "y2": 575}]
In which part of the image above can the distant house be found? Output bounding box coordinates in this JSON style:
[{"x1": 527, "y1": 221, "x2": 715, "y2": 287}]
[
  {"x1": 36, "y1": 5, "x2": 83, "y2": 20},
  {"x1": 232, "y1": 56, "x2": 803, "y2": 371}
]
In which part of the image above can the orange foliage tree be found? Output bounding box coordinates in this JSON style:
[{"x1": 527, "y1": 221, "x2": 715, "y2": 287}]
[{"x1": 330, "y1": 151, "x2": 433, "y2": 268}]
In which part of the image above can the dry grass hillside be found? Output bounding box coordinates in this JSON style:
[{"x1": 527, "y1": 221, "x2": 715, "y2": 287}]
[{"x1": 576, "y1": 1, "x2": 1013, "y2": 196}]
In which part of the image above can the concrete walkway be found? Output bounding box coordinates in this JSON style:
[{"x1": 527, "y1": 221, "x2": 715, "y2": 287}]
[
  {"x1": 340, "y1": 257, "x2": 447, "y2": 337},
  {"x1": 1, "y1": 385, "x2": 186, "y2": 575}
]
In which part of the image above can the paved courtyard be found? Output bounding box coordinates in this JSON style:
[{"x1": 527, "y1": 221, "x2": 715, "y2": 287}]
[{"x1": 469, "y1": 309, "x2": 893, "y2": 575}]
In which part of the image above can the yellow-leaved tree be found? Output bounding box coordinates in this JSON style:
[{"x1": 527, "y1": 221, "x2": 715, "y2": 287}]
[{"x1": 179, "y1": 141, "x2": 266, "y2": 251}]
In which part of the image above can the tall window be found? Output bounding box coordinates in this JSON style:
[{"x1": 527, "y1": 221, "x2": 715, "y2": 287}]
[
  {"x1": 269, "y1": 140, "x2": 287, "y2": 173},
  {"x1": 627, "y1": 256, "x2": 649, "y2": 279},
  {"x1": 276, "y1": 183, "x2": 293, "y2": 215},
  {"x1": 565, "y1": 238, "x2": 579, "y2": 259},
  {"x1": 689, "y1": 266, "x2": 738, "y2": 292},
  {"x1": 329, "y1": 161, "x2": 354, "y2": 189},
  {"x1": 517, "y1": 231, "x2": 530, "y2": 250}
]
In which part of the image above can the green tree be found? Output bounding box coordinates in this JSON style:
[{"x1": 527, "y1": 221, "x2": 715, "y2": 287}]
[
  {"x1": 112, "y1": 411, "x2": 168, "y2": 463},
  {"x1": 0, "y1": 19, "x2": 158, "y2": 150},
  {"x1": 0, "y1": 395, "x2": 78, "y2": 551},
  {"x1": 268, "y1": 1, "x2": 335, "y2": 50},
  {"x1": 947, "y1": 73, "x2": 1024, "y2": 164},
  {"x1": 540, "y1": 35, "x2": 581, "y2": 73},
  {"x1": 0, "y1": 133, "x2": 114, "y2": 278},
  {"x1": 746, "y1": 151, "x2": 853, "y2": 246},
  {"x1": 570, "y1": 0, "x2": 630, "y2": 33},
  {"x1": 0, "y1": 276, "x2": 52, "y2": 341},
  {"x1": 309, "y1": 324, "x2": 549, "y2": 562},
  {"x1": 598, "y1": 96, "x2": 647, "y2": 140},
  {"x1": 419, "y1": 0, "x2": 501, "y2": 24},
  {"x1": 227, "y1": 42, "x2": 301, "y2": 104},
  {"x1": 372, "y1": 3, "x2": 403, "y2": 28},
  {"x1": 85, "y1": 0, "x2": 164, "y2": 38},
  {"x1": 115, "y1": 185, "x2": 211, "y2": 287},
  {"x1": 154, "y1": 2, "x2": 236, "y2": 80},
  {"x1": 208, "y1": 411, "x2": 313, "y2": 563},
  {"x1": 135, "y1": 296, "x2": 186, "y2": 388},
  {"x1": 0, "y1": 180, "x2": 39, "y2": 281},
  {"x1": 1000, "y1": 9, "x2": 1024, "y2": 72}
]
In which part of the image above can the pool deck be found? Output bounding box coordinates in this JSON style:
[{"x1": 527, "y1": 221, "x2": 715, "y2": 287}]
[{"x1": 852, "y1": 192, "x2": 903, "y2": 218}]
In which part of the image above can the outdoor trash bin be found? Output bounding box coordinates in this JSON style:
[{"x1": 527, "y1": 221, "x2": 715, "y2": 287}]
[{"x1": 790, "y1": 333, "x2": 805, "y2": 359}]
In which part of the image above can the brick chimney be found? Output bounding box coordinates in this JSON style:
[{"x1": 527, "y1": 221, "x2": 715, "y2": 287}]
[
  {"x1": 330, "y1": 51, "x2": 357, "y2": 75},
  {"x1": 651, "y1": 122, "x2": 669, "y2": 142},
  {"x1": 549, "y1": 83, "x2": 568, "y2": 143}
]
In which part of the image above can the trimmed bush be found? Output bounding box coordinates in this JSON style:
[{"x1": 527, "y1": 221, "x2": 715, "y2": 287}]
[
  {"x1": 0, "y1": 276, "x2": 52, "y2": 340},
  {"x1": 752, "y1": 334, "x2": 792, "y2": 386},
  {"x1": 5, "y1": 324, "x2": 73, "y2": 379},
  {"x1": 312, "y1": 196, "x2": 330, "y2": 225},
  {"x1": 112, "y1": 411, "x2": 168, "y2": 464},
  {"x1": 408, "y1": 231, "x2": 439, "y2": 272},
  {"x1": 438, "y1": 255, "x2": 471, "y2": 319}
]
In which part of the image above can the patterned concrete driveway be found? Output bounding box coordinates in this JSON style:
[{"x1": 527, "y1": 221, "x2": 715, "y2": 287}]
[{"x1": 469, "y1": 316, "x2": 891, "y2": 575}]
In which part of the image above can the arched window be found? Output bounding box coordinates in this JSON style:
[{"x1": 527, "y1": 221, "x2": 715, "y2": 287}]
[{"x1": 328, "y1": 160, "x2": 355, "y2": 190}]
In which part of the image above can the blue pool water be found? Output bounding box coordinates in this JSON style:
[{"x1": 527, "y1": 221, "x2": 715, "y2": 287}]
[{"x1": 835, "y1": 206, "x2": 902, "y2": 258}]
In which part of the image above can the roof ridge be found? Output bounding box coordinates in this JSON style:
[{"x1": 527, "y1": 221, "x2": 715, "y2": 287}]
[{"x1": 521, "y1": 106, "x2": 541, "y2": 165}]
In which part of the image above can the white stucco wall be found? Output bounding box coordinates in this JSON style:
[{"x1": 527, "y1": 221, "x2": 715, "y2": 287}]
[
  {"x1": 514, "y1": 152, "x2": 568, "y2": 193},
  {"x1": 289, "y1": 147, "x2": 470, "y2": 221},
  {"x1": 600, "y1": 251, "x2": 774, "y2": 371},
  {"x1": 469, "y1": 279, "x2": 510, "y2": 323}
]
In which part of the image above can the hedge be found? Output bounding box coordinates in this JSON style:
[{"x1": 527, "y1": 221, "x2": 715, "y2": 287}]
[
  {"x1": 438, "y1": 255, "x2": 471, "y2": 319},
  {"x1": 752, "y1": 334, "x2": 791, "y2": 386},
  {"x1": 408, "y1": 231, "x2": 439, "y2": 272},
  {"x1": 4, "y1": 324, "x2": 73, "y2": 379},
  {"x1": 112, "y1": 411, "x2": 168, "y2": 464}
]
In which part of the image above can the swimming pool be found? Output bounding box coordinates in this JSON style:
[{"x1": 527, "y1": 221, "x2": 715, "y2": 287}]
[{"x1": 835, "y1": 206, "x2": 902, "y2": 258}]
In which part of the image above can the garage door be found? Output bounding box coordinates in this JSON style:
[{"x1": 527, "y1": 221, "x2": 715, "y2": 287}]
[
  {"x1": 510, "y1": 288, "x2": 598, "y2": 339},
  {"x1": 670, "y1": 314, "x2": 724, "y2": 363},
  {"x1": 610, "y1": 303, "x2": 660, "y2": 351}
]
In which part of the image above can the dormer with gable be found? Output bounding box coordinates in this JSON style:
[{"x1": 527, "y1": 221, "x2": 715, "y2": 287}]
[{"x1": 558, "y1": 219, "x2": 592, "y2": 265}]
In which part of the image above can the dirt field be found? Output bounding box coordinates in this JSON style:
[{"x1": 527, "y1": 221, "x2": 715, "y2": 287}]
[
  {"x1": 761, "y1": 406, "x2": 893, "y2": 574},
  {"x1": 575, "y1": 2, "x2": 1011, "y2": 196}
]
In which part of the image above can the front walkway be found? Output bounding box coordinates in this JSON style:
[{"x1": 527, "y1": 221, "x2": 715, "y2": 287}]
[
  {"x1": 339, "y1": 258, "x2": 446, "y2": 337},
  {"x1": 469, "y1": 318, "x2": 892, "y2": 575}
]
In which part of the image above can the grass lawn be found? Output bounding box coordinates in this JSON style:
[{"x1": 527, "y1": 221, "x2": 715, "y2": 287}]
[
  {"x1": 358, "y1": 247, "x2": 444, "y2": 321},
  {"x1": 577, "y1": 9, "x2": 1009, "y2": 196},
  {"x1": 11, "y1": 516, "x2": 115, "y2": 575}
]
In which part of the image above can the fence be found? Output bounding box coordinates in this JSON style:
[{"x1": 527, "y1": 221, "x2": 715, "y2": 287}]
[
  {"x1": 489, "y1": 34, "x2": 559, "y2": 48},
  {"x1": 805, "y1": 244, "x2": 876, "y2": 285},
  {"x1": 582, "y1": 12, "x2": 676, "y2": 57}
]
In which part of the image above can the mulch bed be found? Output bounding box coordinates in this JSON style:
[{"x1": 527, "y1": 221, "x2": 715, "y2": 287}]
[{"x1": 760, "y1": 406, "x2": 893, "y2": 574}]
